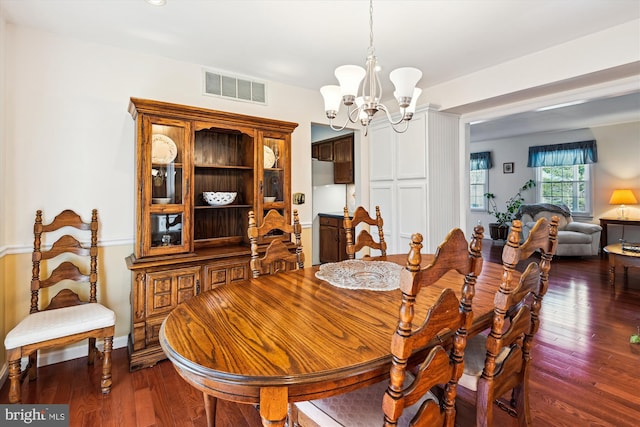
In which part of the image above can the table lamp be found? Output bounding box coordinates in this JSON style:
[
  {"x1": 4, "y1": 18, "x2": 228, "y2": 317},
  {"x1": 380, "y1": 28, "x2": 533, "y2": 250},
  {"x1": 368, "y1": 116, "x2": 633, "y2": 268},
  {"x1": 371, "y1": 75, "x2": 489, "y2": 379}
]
[{"x1": 609, "y1": 189, "x2": 638, "y2": 219}]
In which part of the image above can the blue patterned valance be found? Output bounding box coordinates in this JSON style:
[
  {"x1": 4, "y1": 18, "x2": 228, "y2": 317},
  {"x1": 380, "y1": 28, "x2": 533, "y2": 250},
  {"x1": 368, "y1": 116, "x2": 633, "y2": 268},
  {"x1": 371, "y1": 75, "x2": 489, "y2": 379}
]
[
  {"x1": 470, "y1": 151, "x2": 493, "y2": 170},
  {"x1": 527, "y1": 140, "x2": 598, "y2": 167}
]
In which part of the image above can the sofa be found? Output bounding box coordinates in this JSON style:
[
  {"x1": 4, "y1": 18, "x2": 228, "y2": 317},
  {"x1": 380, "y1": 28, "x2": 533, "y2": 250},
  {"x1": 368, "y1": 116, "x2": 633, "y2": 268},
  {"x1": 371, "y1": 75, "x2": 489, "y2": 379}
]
[{"x1": 517, "y1": 203, "x2": 602, "y2": 256}]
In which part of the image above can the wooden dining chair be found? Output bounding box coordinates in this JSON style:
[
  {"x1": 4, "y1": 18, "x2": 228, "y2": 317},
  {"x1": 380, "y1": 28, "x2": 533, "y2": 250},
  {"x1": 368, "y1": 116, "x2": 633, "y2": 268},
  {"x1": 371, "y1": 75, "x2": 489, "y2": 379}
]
[
  {"x1": 291, "y1": 225, "x2": 485, "y2": 427},
  {"x1": 457, "y1": 217, "x2": 558, "y2": 427},
  {"x1": 248, "y1": 209, "x2": 304, "y2": 278},
  {"x1": 4, "y1": 209, "x2": 115, "y2": 403},
  {"x1": 344, "y1": 205, "x2": 387, "y2": 259}
]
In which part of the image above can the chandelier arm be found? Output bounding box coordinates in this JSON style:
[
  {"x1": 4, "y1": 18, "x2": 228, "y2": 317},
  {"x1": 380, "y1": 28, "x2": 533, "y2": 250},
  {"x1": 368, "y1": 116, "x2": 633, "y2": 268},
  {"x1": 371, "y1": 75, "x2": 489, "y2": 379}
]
[
  {"x1": 328, "y1": 118, "x2": 351, "y2": 133},
  {"x1": 328, "y1": 105, "x2": 360, "y2": 132},
  {"x1": 390, "y1": 120, "x2": 410, "y2": 134},
  {"x1": 347, "y1": 105, "x2": 362, "y2": 123},
  {"x1": 377, "y1": 104, "x2": 409, "y2": 126}
]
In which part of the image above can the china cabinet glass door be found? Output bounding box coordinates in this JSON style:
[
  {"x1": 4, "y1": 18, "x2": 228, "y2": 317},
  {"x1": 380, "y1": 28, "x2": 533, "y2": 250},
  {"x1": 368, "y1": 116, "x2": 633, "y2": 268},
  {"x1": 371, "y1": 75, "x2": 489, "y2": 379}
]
[
  {"x1": 259, "y1": 132, "x2": 290, "y2": 240},
  {"x1": 142, "y1": 116, "x2": 191, "y2": 256}
]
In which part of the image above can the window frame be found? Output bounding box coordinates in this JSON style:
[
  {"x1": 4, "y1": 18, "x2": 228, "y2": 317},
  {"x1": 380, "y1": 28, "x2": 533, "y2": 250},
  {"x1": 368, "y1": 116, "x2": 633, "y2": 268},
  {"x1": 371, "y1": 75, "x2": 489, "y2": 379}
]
[
  {"x1": 470, "y1": 168, "x2": 489, "y2": 212},
  {"x1": 535, "y1": 163, "x2": 593, "y2": 216}
]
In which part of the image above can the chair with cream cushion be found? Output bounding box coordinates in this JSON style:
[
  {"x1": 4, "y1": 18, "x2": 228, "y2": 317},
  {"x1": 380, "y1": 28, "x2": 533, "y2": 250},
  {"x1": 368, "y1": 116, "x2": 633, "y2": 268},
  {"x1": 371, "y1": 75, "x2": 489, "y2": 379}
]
[
  {"x1": 4, "y1": 209, "x2": 115, "y2": 403},
  {"x1": 292, "y1": 225, "x2": 485, "y2": 427},
  {"x1": 248, "y1": 209, "x2": 304, "y2": 278},
  {"x1": 344, "y1": 205, "x2": 387, "y2": 259},
  {"x1": 457, "y1": 217, "x2": 558, "y2": 426}
]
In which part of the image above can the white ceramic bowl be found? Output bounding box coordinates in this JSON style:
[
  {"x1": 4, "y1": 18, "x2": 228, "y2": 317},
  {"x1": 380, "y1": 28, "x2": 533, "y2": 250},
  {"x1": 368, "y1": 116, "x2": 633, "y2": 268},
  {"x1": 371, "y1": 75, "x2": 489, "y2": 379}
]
[
  {"x1": 203, "y1": 192, "x2": 237, "y2": 206},
  {"x1": 264, "y1": 196, "x2": 276, "y2": 203},
  {"x1": 152, "y1": 197, "x2": 172, "y2": 205}
]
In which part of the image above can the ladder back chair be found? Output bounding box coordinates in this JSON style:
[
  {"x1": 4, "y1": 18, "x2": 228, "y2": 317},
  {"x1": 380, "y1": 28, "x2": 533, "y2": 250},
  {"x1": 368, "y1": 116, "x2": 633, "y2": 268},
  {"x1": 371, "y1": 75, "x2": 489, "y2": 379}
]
[
  {"x1": 248, "y1": 209, "x2": 304, "y2": 278},
  {"x1": 4, "y1": 209, "x2": 115, "y2": 403},
  {"x1": 291, "y1": 225, "x2": 484, "y2": 427},
  {"x1": 344, "y1": 205, "x2": 387, "y2": 259},
  {"x1": 458, "y1": 217, "x2": 558, "y2": 427}
]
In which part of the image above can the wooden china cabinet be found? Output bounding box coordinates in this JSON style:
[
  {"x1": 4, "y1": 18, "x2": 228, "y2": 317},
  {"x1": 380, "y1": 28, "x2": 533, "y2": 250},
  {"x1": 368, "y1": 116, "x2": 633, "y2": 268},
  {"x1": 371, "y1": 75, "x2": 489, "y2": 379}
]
[{"x1": 125, "y1": 98, "x2": 297, "y2": 370}]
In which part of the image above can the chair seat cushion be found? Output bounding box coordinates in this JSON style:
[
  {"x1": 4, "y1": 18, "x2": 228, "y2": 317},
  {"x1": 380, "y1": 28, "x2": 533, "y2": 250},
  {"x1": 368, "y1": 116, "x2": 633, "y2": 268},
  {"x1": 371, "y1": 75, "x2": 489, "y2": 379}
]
[
  {"x1": 295, "y1": 375, "x2": 435, "y2": 427},
  {"x1": 4, "y1": 303, "x2": 115, "y2": 349},
  {"x1": 557, "y1": 230, "x2": 593, "y2": 245},
  {"x1": 459, "y1": 334, "x2": 509, "y2": 392}
]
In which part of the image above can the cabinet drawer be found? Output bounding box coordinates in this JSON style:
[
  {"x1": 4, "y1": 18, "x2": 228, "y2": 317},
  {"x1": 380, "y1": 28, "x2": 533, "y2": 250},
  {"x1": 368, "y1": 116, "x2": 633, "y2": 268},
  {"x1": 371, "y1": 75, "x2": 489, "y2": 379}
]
[
  {"x1": 145, "y1": 266, "x2": 200, "y2": 318},
  {"x1": 203, "y1": 260, "x2": 250, "y2": 291},
  {"x1": 319, "y1": 216, "x2": 341, "y2": 227}
]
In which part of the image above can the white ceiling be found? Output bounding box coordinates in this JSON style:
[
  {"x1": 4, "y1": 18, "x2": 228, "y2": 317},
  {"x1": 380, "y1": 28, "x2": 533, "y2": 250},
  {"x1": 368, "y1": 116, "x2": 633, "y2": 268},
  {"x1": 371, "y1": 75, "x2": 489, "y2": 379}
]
[
  {"x1": 470, "y1": 91, "x2": 640, "y2": 142},
  {"x1": 2, "y1": 0, "x2": 640, "y2": 140}
]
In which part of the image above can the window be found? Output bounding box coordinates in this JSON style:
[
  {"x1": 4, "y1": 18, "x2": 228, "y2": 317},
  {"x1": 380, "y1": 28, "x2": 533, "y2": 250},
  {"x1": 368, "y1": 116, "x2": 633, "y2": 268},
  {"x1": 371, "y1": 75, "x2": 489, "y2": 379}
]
[
  {"x1": 470, "y1": 151, "x2": 492, "y2": 211},
  {"x1": 528, "y1": 140, "x2": 597, "y2": 215},
  {"x1": 470, "y1": 169, "x2": 488, "y2": 210},
  {"x1": 536, "y1": 164, "x2": 592, "y2": 214}
]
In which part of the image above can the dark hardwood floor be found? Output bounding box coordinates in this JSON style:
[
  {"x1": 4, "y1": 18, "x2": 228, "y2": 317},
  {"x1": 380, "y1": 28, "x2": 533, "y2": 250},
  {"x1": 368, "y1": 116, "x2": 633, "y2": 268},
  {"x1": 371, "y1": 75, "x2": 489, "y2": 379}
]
[{"x1": 1, "y1": 239, "x2": 639, "y2": 426}]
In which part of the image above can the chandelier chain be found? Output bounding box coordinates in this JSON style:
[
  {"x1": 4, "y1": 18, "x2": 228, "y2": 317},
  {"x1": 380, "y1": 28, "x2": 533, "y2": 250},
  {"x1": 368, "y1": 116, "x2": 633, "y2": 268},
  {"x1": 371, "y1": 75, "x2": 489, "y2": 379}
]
[{"x1": 368, "y1": 0, "x2": 375, "y2": 56}]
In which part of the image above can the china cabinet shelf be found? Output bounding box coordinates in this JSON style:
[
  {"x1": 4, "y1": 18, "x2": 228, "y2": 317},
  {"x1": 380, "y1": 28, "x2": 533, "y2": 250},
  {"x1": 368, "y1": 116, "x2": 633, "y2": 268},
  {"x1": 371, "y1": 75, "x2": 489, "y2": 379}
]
[
  {"x1": 194, "y1": 204, "x2": 252, "y2": 209},
  {"x1": 126, "y1": 97, "x2": 297, "y2": 370}
]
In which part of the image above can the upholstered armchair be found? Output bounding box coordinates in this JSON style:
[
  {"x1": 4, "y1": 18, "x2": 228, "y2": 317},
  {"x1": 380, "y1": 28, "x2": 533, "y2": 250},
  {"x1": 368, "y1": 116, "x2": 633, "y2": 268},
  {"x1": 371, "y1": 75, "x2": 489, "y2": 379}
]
[{"x1": 517, "y1": 203, "x2": 602, "y2": 256}]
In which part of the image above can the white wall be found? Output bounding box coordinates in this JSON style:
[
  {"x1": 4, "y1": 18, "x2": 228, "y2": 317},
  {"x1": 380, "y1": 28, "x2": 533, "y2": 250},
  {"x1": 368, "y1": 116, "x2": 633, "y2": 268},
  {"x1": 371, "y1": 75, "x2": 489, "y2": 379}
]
[{"x1": 467, "y1": 122, "x2": 640, "y2": 243}]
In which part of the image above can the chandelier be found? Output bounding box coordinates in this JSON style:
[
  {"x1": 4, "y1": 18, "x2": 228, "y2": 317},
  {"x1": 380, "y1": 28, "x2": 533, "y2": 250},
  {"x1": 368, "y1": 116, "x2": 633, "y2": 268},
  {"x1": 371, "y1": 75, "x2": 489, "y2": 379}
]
[{"x1": 320, "y1": 0, "x2": 422, "y2": 134}]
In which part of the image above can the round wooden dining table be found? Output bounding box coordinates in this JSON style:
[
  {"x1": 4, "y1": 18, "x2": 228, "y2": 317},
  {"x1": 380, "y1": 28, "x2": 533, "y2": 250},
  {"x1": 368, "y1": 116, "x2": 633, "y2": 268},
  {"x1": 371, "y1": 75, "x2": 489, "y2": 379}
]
[{"x1": 159, "y1": 254, "x2": 505, "y2": 427}]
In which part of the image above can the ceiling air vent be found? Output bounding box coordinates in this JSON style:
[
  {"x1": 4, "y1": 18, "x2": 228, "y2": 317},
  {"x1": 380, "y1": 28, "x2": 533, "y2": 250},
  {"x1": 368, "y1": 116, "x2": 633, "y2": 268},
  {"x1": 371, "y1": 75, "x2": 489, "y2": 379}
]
[{"x1": 203, "y1": 70, "x2": 267, "y2": 104}]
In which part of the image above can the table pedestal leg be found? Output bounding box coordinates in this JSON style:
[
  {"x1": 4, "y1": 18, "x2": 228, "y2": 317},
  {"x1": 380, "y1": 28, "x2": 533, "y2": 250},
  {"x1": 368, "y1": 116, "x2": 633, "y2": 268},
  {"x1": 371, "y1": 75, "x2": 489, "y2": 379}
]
[
  {"x1": 259, "y1": 386, "x2": 288, "y2": 427},
  {"x1": 607, "y1": 254, "x2": 616, "y2": 288},
  {"x1": 203, "y1": 393, "x2": 217, "y2": 427},
  {"x1": 609, "y1": 265, "x2": 616, "y2": 288}
]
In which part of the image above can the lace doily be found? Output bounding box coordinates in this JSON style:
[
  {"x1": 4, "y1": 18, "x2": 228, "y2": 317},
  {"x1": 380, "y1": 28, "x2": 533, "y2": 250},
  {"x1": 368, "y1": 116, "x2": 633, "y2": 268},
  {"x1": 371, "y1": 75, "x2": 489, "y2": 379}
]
[{"x1": 315, "y1": 260, "x2": 402, "y2": 291}]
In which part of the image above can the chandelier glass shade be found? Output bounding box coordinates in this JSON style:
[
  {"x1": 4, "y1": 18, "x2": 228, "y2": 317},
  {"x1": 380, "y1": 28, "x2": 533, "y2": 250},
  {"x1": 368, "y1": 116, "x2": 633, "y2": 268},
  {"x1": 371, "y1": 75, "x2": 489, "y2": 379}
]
[{"x1": 320, "y1": 0, "x2": 422, "y2": 134}]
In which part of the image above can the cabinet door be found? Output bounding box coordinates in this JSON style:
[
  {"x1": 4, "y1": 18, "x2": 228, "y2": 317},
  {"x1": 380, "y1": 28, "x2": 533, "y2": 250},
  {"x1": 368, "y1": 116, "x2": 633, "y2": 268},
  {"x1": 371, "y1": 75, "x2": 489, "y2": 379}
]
[
  {"x1": 319, "y1": 223, "x2": 339, "y2": 263},
  {"x1": 257, "y1": 131, "x2": 291, "y2": 243},
  {"x1": 144, "y1": 266, "x2": 200, "y2": 346},
  {"x1": 333, "y1": 135, "x2": 354, "y2": 184},
  {"x1": 136, "y1": 116, "x2": 192, "y2": 258},
  {"x1": 338, "y1": 224, "x2": 349, "y2": 261},
  {"x1": 145, "y1": 267, "x2": 200, "y2": 318},
  {"x1": 318, "y1": 141, "x2": 334, "y2": 161}
]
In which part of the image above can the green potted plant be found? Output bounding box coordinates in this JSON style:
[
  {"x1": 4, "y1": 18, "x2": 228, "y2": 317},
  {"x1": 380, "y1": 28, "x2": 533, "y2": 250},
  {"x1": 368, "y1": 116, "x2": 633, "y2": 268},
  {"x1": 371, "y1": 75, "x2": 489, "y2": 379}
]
[{"x1": 484, "y1": 179, "x2": 536, "y2": 240}]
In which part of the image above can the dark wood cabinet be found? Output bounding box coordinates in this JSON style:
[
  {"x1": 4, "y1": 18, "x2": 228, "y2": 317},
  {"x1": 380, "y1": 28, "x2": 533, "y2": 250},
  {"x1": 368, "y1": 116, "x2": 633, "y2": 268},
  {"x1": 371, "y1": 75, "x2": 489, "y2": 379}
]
[
  {"x1": 332, "y1": 135, "x2": 354, "y2": 184},
  {"x1": 126, "y1": 98, "x2": 298, "y2": 370},
  {"x1": 311, "y1": 134, "x2": 354, "y2": 184},
  {"x1": 319, "y1": 214, "x2": 349, "y2": 263},
  {"x1": 313, "y1": 141, "x2": 334, "y2": 161}
]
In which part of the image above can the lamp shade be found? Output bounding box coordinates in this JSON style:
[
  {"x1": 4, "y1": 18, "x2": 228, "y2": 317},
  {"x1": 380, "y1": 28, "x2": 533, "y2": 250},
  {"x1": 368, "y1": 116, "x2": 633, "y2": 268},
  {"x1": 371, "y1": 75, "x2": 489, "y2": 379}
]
[
  {"x1": 320, "y1": 85, "x2": 342, "y2": 114},
  {"x1": 405, "y1": 88, "x2": 422, "y2": 114},
  {"x1": 389, "y1": 67, "x2": 422, "y2": 103},
  {"x1": 334, "y1": 65, "x2": 366, "y2": 98},
  {"x1": 609, "y1": 189, "x2": 638, "y2": 205}
]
